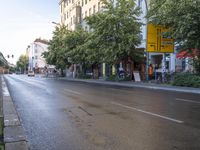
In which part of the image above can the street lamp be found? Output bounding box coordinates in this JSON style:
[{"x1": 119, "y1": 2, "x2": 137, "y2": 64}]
[
  {"x1": 144, "y1": 0, "x2": 149, "y2": 81},
  {"x1": 32, "y1": 56, "x2": 34, "y2": 71},
  {"x1": 27, "y1": 44, "x2": 35, "y2": 71},
  {"x1": 52, "y1": 21, "x2": 60, "y2": 26}
]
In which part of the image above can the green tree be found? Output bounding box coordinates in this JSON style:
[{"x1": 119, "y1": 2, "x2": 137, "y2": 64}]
[
  {"x1": 85, "y1": 0, "x2": 143, "y2": 65},
  {"x1": 64, "y1": 26, "x2": 89, "y2": 65},
  {"x1": 43, "y1": 25, "x2": 90, "y2": 76},
  {"x1": 147, "y1": 0, "x2": 200, "y2": 74},
  {"x1": 43, "y1": 25, "x2": 70, "y2": 75},
  {"x1": 16, "y1": 55, "x2": 28, "y2": 73}
]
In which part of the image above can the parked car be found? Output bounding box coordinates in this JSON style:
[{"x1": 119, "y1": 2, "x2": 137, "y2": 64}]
[{"x1": 28, "y1": 70, "x2": 35, "y2": 77}]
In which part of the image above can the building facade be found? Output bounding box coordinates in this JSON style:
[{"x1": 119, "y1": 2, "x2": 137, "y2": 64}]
[
  {"x1": 59, "y1": 0, "x2": 181, "y2": 80},
  {"x1": 59, "y1": 0, "x2": 102, "y2": 31},
  {"x1": 28, "y1": 38, "x2": 49, "y2": 73}
]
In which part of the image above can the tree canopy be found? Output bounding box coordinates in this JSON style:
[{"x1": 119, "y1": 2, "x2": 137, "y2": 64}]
[
  {"x1": 43, "y1": 25, "x2": 70, "y2": 70},
  {"x1": 147, "y1": 0, "x2": 200, "y2": 74},
  {"x1": 44, "y1": 0, "x2": 144, "y2": 75},
  {"x1": 85, "y1": 0, "x2": 144, "y2": 64},
  {"x1": 16, "y1": 55, "x2": 28, "y2": 73},
  {"x1": 63, "y1": 26, "x2": 89, "y2": 64},
  {"x1": 148, "y1": 0, "x2": 200, "y2": 50},
  {"x1": 43, "y1": 25, "x2": 89, "y2": 70}
]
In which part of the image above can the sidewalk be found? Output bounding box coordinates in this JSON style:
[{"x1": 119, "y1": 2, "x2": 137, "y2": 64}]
[
  {"x1": 1, "y1": 76, "x2": 28, "y2": 150},
  {"x1": 58, "y1": 78, "x2": 200, "y2": 94}
]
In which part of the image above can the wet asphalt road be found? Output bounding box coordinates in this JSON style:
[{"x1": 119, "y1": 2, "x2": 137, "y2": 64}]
[{"x1": 4, "y1": 74, "x2": 200, "y2": 150}]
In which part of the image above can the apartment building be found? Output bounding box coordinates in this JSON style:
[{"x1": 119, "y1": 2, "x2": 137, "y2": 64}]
[
  {"x1": 59, "y1": 0, "x2": 178, "y2": 77},
  {"x1": 28, "y1": 38, "x2": 49, "y2": 73},
  {"x1": 59, "y1": 0, "x2": 149, "y2": 45},
  {"x1": 59, "y1": 0, "x2": 150, "y2": 77},
  {"x1": 59, "y1": 0, "x2": 102, "y2": 31}
]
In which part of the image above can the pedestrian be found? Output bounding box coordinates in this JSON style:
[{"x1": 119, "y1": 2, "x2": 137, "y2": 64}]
[
  {"x1": 148, "y1": 64, "x2": 153, "y2": 80},
  {"x1": 118, "y1": 67, "x2": 125, "y2": 79}
]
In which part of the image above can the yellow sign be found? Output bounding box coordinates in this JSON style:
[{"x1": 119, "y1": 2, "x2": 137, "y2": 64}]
[{"x1": 147, "y1": 24, "x2": 174, "y2": 53}]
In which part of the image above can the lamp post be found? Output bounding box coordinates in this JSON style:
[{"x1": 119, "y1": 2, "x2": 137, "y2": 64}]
[
  {"x1": 32, "y1": 56, "x2": 34, "y2": 71},
  {"x1": 52, "y1": 21, "x2": 60, "y2": 26},
  {"x1": 144, "y1": 0, "x2": 149, "y2": 81},
  {"x1": 27, "y1": 44, "x2": 34, "y2": 72}
]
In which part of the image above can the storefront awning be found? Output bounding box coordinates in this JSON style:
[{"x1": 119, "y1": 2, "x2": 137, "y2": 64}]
[{"x1": 176, "y1": 49, "x2": 199, "y2": 59}]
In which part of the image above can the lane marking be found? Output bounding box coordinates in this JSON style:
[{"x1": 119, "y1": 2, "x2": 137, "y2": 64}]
[
  {"x1": 63, "y1": 89, "x2": 81, "y2": 95},
  {"x1": 111, "y1": 102, "x2": 184, "y2": 124},
  {"x1": 175, "y1": 98, "x2": 200, "y2": 104}
]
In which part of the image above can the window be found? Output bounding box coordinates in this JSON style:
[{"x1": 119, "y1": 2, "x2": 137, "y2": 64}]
[
  {"x1": 67, "y1": 12, "x2": 69, "y2": 18},
  {"x1": 72, "y1": 0, "x2": 74, "y2": 3},
  {"x1": 61, "y1": 3, "x2": 63, "y2": 13},
  {"x1": 138, "y1": 0, "x2": 142, "y2": 7},
  {"x1": 64, "y1": 13, "x2": 66, "y2": 21},
  {"x1": 73, "y1": 16, "x2": 76, "y2": 23},
  {"x1": 85, "y1": 0, "x2": 87, "y2": 5},
  {"x1": 98, "y1": 2, "x2": 100, "y2": 11},
  {"x1": 85, "y1": 11, "x2": 87, "y2": 17},
  {"x1": 82, "y1": 0, "x2": 84, "y2": 6},
  {"x1": 93, "y1": 5, "x2": 96, "y2": 14},
  {"x1": 78, "y1": 1, "x2": 80, "y2": 5},
  {"x1": 35, "y1": 56, "x2": 38, "y2": 60},
  {"x1": 139, "y1": 34, "x2": 143, "y2": 40},
  {"x1": 89, "y1": 8, "x2": 91, "y2": 16}
]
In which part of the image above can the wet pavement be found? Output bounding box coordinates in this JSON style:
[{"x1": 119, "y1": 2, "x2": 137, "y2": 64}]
[{"x1": 4, "y1": 74, "x2": 200, "y2": 150}]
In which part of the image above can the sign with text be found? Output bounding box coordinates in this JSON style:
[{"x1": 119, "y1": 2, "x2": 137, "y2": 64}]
[
  {"x1": 147, "y1": 24, "x2": 174, "y2": 53},
  {"x1": 133, "y1": 71, "x2": 141, "y2": 82}
]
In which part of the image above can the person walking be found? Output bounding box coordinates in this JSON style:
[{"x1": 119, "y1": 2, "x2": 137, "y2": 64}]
[{"x1": 148, "y1": 64, "x2": 153, "y2": 80}]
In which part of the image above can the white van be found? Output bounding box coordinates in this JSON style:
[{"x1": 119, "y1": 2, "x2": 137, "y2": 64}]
[{"x1": 28, "y1": 70, "x2": 35, "y2": 77}]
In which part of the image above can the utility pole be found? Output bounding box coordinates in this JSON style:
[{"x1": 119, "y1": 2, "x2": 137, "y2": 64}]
[
  {"x1": 162, "y1": 53, "x2": 166, "y2": 83},
  {"x1": 144, "y1": 0, "x2": 149, "y2": 81}
]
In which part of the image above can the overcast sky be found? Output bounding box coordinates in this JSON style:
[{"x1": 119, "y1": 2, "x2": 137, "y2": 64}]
[{"x1": 0, "y1": 0, "x2": 60, "y2": 64}]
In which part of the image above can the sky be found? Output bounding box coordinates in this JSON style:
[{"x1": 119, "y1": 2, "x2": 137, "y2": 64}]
[{"x1": 0, "y1": 0, "x2": 60, "y2": 64}]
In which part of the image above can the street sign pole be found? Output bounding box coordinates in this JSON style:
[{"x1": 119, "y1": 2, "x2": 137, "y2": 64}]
[
  {"x1": 146, "y1": 52, "x2": 149, "y2": 81},
  {"x1": 145, "y1": 0, "x2": 149, "y2": 82},
  {"x1": 162, "y1": 53, "x2": 166, "y2": 83}
]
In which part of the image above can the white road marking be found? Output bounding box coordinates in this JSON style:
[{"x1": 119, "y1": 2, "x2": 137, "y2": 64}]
[
  {"x1": 175, "y1": 98, "x2": 200, "y2": 104},
  {"x1": 63, "y1": 89, "x2": 81, "y2": 95},
  {"x1": 111, "y1": 102, "x2": 184, "y2": 124}
]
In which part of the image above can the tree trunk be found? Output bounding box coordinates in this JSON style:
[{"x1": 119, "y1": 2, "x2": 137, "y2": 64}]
[
  {"x1": 73, "y1": 64, "x2": 77, "y2": 78},
  {"x1": 93, "y1": 64, "x2": 99, "y2": 79}
]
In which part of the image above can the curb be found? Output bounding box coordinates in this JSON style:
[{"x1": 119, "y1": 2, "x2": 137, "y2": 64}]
[
  {"x1": 2, "y1": 76, "x2": 29, "y2": 150},
  {"x1": 58, "y1": 78, "x2": 200, "y2": 94}
]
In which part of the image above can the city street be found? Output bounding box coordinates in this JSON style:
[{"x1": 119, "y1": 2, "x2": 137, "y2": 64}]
[{"x1": 4, "y1": 74, "x2": 200, "y2": 150}]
